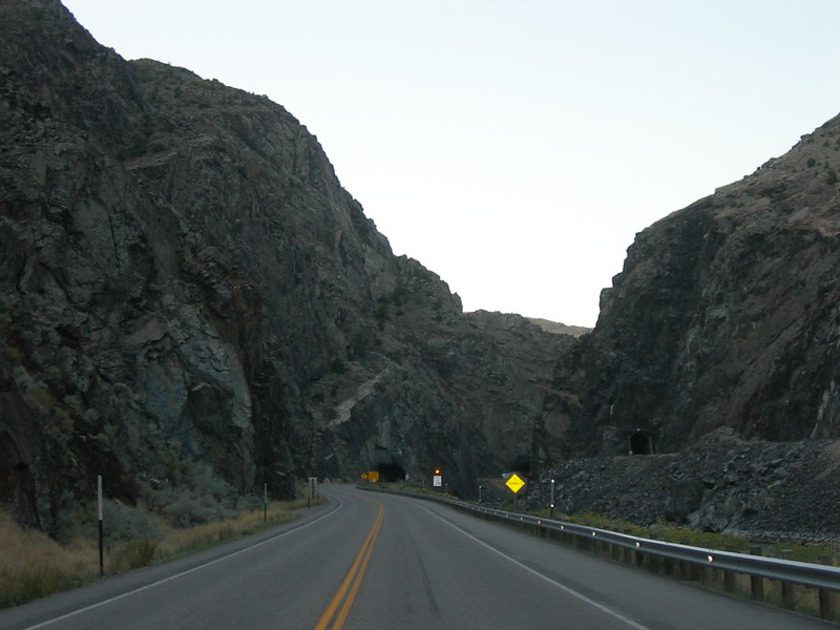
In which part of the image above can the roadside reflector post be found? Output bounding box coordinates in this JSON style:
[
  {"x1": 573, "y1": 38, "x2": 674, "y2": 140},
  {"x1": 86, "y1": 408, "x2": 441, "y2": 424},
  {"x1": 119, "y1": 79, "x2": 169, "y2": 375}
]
[
  {"x1": 97, "y1": 474, "x2": 104, "y2": 577},
  {"x1": 264, "y1": 483, "x2": 268, "y2": 523},
  {"x1": 549, "y1": 479, "x2": 555, "y2": 520},
  {"x1": 478, "y1": 484, "x2": 482, "y2": 504}
]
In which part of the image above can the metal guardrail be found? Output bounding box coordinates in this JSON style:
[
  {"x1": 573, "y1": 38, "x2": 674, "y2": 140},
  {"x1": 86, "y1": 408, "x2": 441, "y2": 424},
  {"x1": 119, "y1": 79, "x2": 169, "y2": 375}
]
[
  {"x1": 363, "y1": 485, "x2": 840, "y2": 619},
  {"x1": 449, "y1": 499, "x2": 840, "y2": 592}
]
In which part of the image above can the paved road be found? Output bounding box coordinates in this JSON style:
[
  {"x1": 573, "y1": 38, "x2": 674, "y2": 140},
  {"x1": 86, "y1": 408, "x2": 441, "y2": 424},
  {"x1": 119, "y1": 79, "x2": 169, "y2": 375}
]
[{"x1": 0, "y1": 485, "x2": 833, "y2": 629}]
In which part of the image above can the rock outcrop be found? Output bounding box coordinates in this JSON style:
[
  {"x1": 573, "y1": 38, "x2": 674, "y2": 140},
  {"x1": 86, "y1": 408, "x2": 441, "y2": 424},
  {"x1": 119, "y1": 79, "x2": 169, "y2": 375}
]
[
  {"x1": 541, "y1": 113, "x2": 840, "y2": 461},
  {"x1": 0, "y1": 0, "x2": 574, "y2": 532},
  {"x1": 526, "y1": 434, "x2": 840, "y2": 539}
]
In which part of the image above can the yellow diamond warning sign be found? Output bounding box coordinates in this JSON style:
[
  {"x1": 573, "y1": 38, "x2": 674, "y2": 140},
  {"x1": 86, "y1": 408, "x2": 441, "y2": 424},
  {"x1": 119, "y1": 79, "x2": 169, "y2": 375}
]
[{"x1": 505, "y1": 473, "x2": 525, "y2": 494}]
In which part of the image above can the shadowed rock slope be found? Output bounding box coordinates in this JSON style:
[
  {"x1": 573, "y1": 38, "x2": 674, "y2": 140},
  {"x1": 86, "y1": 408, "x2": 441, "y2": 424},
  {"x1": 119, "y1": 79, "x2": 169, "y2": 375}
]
[
  {"x1": 0, "y1": 0, "x2": 575, "y2": 533},
  {"x1": 540, "y1": 113, "x2": 840, "y2": 463}
]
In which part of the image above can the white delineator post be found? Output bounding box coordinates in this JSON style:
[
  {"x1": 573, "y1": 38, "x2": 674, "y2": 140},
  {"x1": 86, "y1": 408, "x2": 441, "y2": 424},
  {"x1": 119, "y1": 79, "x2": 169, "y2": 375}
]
[
  {"x1": 97, "y1": 475, "x2": 104, "y2": 577},
  {"x1": 550, "y1": 478, "x2": 556, "y2": 520}
]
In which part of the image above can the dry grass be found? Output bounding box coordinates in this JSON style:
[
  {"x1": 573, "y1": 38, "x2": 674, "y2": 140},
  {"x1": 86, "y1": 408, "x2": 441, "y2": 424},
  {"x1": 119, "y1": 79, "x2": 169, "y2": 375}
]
[
  {"x1": 0, "y1": 511, "x2": 98, "y2": 607},
  {"x1": 151, "y1": 497, "x2": 315, "y2": 561},
  {"x1": 0, "y1": 495, "x2": 322, "y2": 609}
]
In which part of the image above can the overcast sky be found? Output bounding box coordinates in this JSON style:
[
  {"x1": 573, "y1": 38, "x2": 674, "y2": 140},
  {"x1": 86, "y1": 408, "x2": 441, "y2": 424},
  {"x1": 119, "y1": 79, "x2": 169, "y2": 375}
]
[{"x1": 63, "y1": 0, "x2": 840, "y2": 327}]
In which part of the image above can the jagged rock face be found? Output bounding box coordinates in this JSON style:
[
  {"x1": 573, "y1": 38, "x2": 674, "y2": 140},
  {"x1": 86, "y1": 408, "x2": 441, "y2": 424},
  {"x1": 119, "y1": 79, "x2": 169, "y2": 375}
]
[
  {"x1": 543, "y1": 114, "x2": 840, "y2": 457},
  {"x1": 0, "y1": 0, "x2": 573, "y2": 531}
]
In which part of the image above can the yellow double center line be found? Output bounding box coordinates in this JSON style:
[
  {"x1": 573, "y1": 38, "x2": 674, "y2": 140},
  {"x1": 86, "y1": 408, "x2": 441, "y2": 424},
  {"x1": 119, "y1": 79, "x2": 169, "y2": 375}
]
[{"x1": 314, "y1": 500, "x2": 384, "y2": 630}]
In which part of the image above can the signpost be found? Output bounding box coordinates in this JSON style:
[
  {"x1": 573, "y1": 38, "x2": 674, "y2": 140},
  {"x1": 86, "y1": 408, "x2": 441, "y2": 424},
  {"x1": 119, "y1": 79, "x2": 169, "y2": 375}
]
[
  {"x1": 504, "y1": 472, "x2": 526, "y2": 510},
  {"x1": 264, "y1": 482, "x2": 268, "y2": 523},
  {"x1": 97, "y1": 475, "x2": 104, "y2": 577},
  {"x1": 432, "y1": 468, "x2": 442, "y2": 489},
  {"x1": 308, "y1": 477, "x2": 317, "y2": 509}
]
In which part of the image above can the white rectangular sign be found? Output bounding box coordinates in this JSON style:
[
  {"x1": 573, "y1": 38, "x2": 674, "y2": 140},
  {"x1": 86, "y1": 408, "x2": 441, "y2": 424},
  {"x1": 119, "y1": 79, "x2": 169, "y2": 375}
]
[{"x1": 433, "y1": 475, "x2": 442, "y2": 487}]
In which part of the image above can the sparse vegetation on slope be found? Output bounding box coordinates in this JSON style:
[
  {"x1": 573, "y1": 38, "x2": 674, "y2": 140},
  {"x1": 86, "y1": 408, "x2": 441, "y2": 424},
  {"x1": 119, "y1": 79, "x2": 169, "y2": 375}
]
[{"x1": 0, "y1": 495, "x2": 319, "y2": 608}]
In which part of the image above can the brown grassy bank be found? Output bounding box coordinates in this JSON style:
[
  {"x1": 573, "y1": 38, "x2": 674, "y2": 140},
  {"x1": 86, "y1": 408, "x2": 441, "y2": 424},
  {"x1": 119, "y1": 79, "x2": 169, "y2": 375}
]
[{"x1": 0, "y1": 495, "x2": 321, "y2": 609}]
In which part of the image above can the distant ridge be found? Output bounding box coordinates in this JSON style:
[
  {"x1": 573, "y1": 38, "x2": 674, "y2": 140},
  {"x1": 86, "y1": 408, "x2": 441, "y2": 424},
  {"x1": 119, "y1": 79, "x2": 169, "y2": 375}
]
[{"x1": 527, "y1": 318, "x2": 591, "y2": 338}]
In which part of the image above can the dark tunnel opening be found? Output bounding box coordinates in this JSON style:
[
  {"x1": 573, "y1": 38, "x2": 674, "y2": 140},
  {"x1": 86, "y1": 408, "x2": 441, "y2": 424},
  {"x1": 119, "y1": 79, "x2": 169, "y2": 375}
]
[
  {"x1": 628, "y1": 431, "x2": 654, "y2": 455},
  {"x1": 374, "y1": 462, "x2": 407, "y2": 482},
  {"x1": 509, "y1": 455, "x2": 531, "y2": 476}
]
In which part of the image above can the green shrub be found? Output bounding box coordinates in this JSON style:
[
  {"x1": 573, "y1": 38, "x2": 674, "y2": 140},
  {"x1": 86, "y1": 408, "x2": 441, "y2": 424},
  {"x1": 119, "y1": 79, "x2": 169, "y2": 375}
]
[{"x1": 101, "y1": 501, "x2": 163, "y2": 545}]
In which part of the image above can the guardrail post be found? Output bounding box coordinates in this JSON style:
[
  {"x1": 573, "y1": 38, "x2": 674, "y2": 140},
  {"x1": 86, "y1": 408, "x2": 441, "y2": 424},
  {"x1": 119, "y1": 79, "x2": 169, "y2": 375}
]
[
  {"x1": 700, "y1": 563, "x2": 711, "y2": 585},
  {"x1": 820, "y1": 589, "x2": 836, "y2": 621},
  {"x1": 779, "y1": 550, "x2": 794, "y2": 610},
  {"x1": 663, "y1": 557, "x2": 674, "y2": 576},
  {"x1": 750, "y1": 547, "x2": 764, "y2": 601},
  {"x1": 818, "y1": 556, "x2": 835, "y2": 620},
  {"x1": 723, "y1": 569, "x2": 736, "y2": 592},
  {"x1": 688, "y1": 562, "x2": 701, "y2": 581},
  {"x1": 723, "y1": 546, "x2": 736, "y2": 592}
]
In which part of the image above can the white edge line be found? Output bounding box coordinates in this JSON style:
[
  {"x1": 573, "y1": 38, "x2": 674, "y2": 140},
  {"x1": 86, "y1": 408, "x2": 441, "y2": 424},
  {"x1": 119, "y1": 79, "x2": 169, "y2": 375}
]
[
  {"x1": 420, "y1": 504, "x2": 651, "y2": 630},
  {"x1": 22, "y1": 495, "x2": 344, "y2": 630}
]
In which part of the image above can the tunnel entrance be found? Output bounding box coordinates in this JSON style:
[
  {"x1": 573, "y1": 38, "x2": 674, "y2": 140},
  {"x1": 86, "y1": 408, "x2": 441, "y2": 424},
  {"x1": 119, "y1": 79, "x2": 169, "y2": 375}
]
[
  {"x1": 628, "y1": 431, "x2": 654, "y2": 455},
  {"x1": 374, "y1": 462, "x2": 406, "y2": 482},
  {"x1": 508, "y1": 454, "x2": 531, "y2": 476}
]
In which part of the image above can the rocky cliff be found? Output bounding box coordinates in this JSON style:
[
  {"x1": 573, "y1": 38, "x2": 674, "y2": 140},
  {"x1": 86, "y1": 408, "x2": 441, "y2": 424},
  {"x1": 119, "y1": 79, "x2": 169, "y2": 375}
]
[
  {"x1": 0, "y1": 0, "x2": 574, "y2": 533},
  {"x1": 541, "y1": 113, "x2": 840, "y2": 461}
]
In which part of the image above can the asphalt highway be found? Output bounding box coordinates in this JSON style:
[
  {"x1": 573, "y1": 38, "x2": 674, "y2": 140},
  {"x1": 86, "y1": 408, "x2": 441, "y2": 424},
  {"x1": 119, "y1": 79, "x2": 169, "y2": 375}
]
[{"x1": 0, "y1": 485, "x2": 833, "y2": 629}]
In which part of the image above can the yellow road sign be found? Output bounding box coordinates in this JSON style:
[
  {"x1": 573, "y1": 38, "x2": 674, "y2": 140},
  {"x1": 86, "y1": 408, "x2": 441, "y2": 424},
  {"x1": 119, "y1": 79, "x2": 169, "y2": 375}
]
[
  {"x1": 368, "y1": 470, "x2": 380, "y2": 483},
  {"x1": 505, "y1": 473, "x2": 525, "y2": 494},
  {"x1": 360, "y1": 472, "x2": 368, "y2": 480}
]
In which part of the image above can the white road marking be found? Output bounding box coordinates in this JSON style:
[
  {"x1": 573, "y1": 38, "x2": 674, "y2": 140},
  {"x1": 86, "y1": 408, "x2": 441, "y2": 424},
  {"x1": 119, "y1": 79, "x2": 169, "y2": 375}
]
[
  {"x1": 421, "y1": 504, "x2": 652, "y2": 630},
  {"x1": 22, "y1": 495, "x2": 344, "y2": 630}
]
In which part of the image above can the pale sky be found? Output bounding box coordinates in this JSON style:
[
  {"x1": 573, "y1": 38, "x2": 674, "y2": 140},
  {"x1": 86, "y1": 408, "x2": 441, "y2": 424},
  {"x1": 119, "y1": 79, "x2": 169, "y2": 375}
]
[{"x1": 63, "y1": 0, "x2": 840, "y2": 327}]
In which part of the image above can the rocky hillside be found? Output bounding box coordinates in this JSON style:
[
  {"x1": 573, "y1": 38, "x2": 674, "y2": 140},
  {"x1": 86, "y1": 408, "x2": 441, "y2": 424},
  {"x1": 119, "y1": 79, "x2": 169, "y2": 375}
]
[
  {"x1": 0, "y1": 0, "x2": 574, "y2": 533},
  {"x1": 526, "y1": 431, "x2": 840, "y2": 540},
  {"x1": 540, "y1": 113, "x2": 840, "y2": 461}
]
